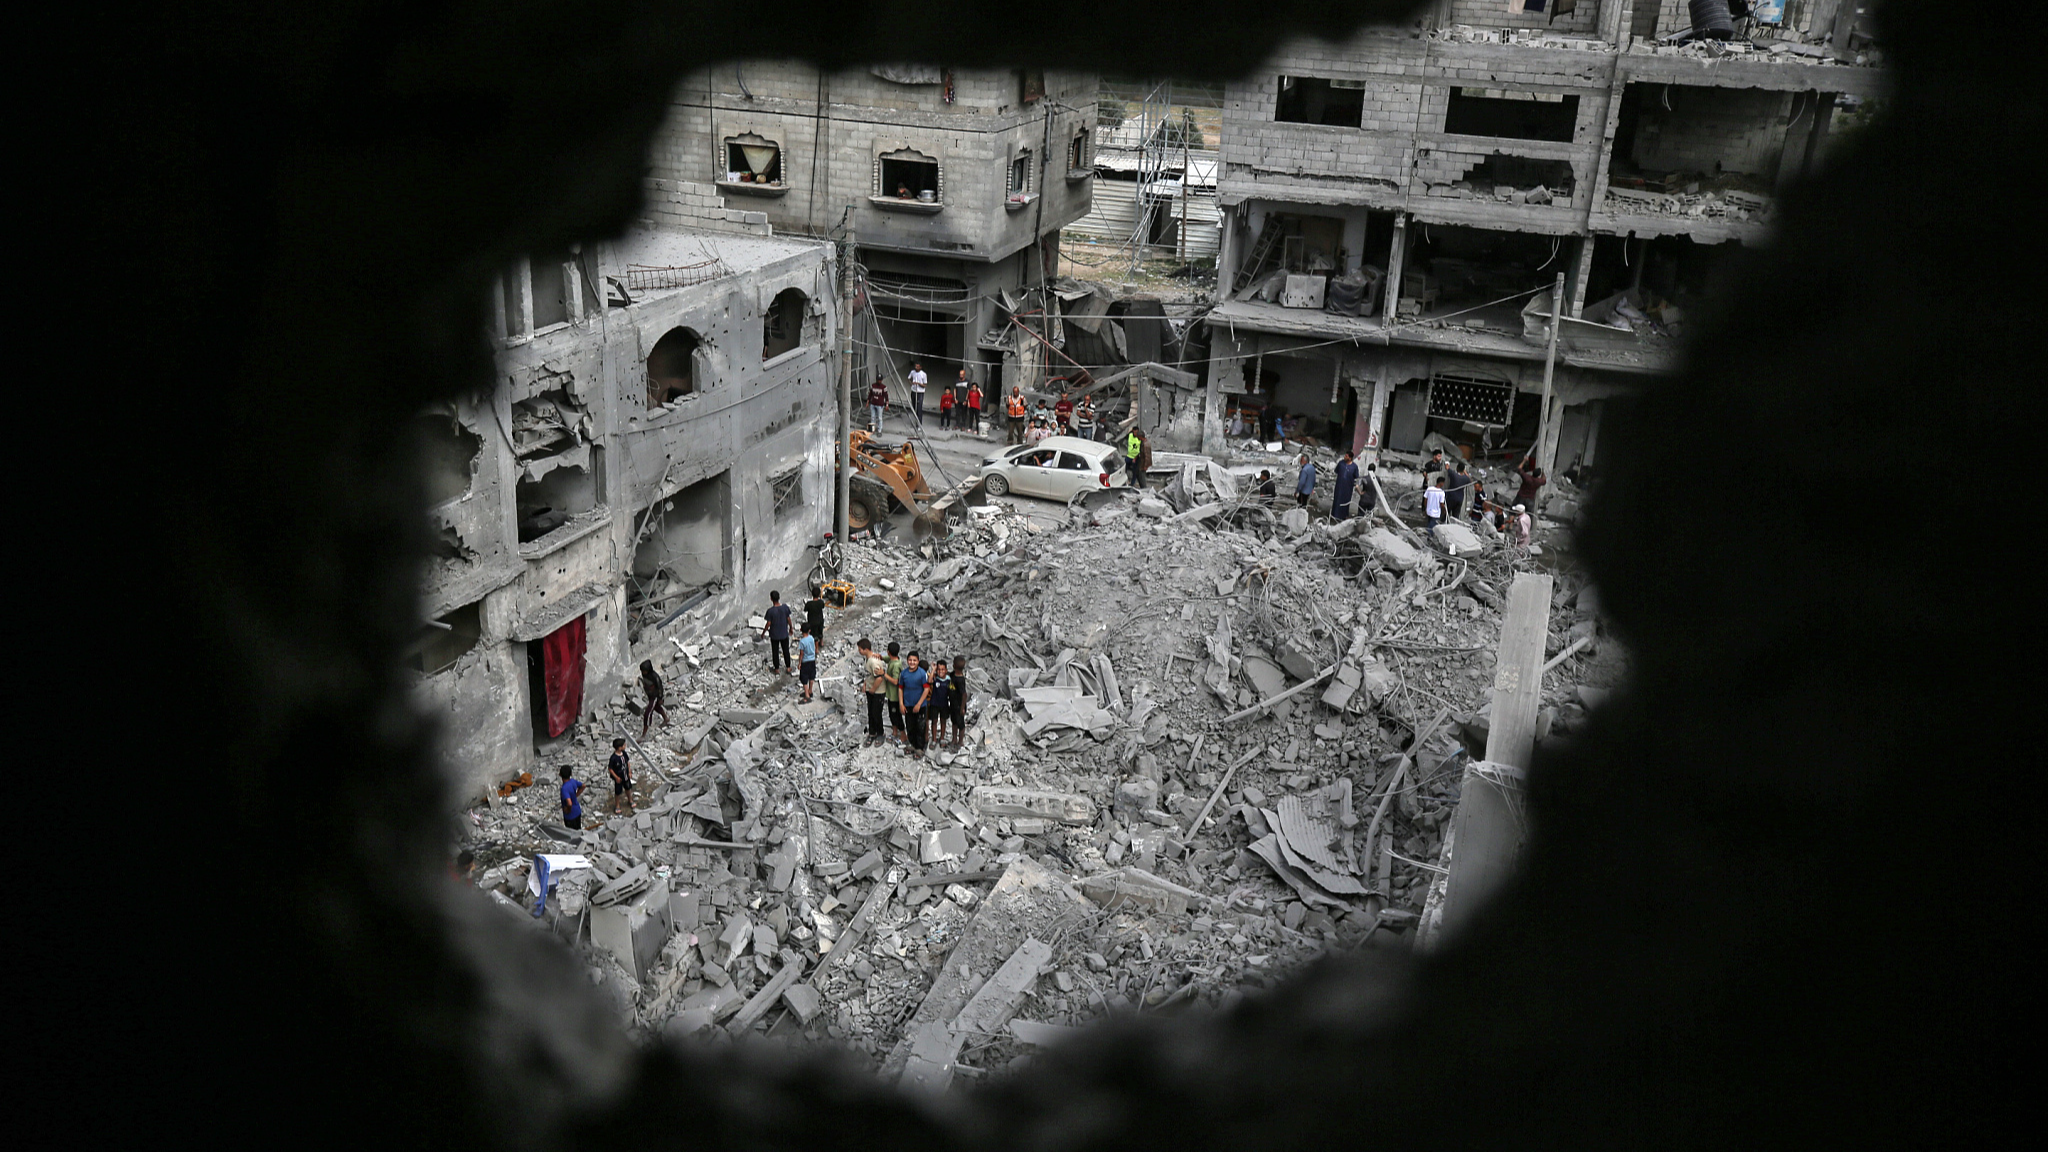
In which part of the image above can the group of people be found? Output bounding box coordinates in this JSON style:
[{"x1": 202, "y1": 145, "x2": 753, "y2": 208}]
[
  {"x1": 855, "y1": 639, "x2": 968, "y2": 759},
  {"x1": 870, "y1": 363, "x2": 987, "y2": 436},
  {"x1": 759, "y1": 587, "x2": 828, "y2": 703},
  {"x1": 553, "y1": 734, "x2": 636, "y2": 831},
  {"x1": 1419, "y1": 448, "x2": 1541, "y2": 552},
  {"x1": 1014, "y1": 388, "x2": 1101, "y2": 446}
]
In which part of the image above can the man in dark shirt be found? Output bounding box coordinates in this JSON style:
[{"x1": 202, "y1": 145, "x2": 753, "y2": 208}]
[
  {"x1": 803, "y1": 586, "x2": 826, "y2": 645},
  {"x1": 606, "y1": 738, "x2": 633, "y2": 816},
  {"x1": 1421, "y1": 448, "x2": 1446, "y2": 490},
  {"x1": 558, "y1": 765, "x2": 584, "y2": 831},
  {"x1": 1332, "y1": 451, "x2": 1360, "y2": 521},
  {"x1": 1514, "y1": 454, "x2": 1546, "y2": 511},
  {"x1": 1447, "y1": 460, "x2": 1473, "y2": 522},
  {"x1": 1256, "y1": 470, "x2": 1277, "y2": 504},
  {"x1": 762, "y1": 590, "x2": 793, "y2": 674},
  {"x1": 638, "y1": 659, "x2": 668, "y2": 739}
]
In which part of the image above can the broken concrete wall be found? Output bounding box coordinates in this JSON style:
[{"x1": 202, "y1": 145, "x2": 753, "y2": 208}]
[
  {"x1": 1627, "y1": 85, "x2": 1798, "y2": 179},
  {"x1": 415, "y1": 229, "x2": 838, "y2": 802}
]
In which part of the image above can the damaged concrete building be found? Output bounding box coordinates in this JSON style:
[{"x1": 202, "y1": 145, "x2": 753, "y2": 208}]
[
  {"x1": 646, "y1": 64, "x2": 1098, "y2": 400},
  {"x1": 1202, "y1": 1, "x2": 1884, "y2": 474},
  {"x1": 412, "y1": 224, "x2": 840, "y2": 800}
]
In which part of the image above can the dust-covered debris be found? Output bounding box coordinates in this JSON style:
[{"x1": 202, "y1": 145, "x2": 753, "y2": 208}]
[{"x1": 453, "y1": 453, "x2": 1626, "y2": 1079}]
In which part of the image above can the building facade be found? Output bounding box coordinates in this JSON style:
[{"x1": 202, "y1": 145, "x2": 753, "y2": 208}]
[
  {"x1": 646, "y1": 63, "x2": 1097, "y2": 400},
  {"x1": 1203, "y1": 0, "x2": 1884, "y2": 474},
  {"x1": 411, "y1": 223, "x2": 839, "y2": 801}
]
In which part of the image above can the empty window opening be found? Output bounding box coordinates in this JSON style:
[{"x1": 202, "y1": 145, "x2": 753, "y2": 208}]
[
  {"x1": 1010, "y1": 150, "x2": 1032, "y2": 196},
  {"x1": 509, "y1": 391, "x2": 590, "y2": 460},
  {"x1": 411, "y1": 413, "x2": 482, "y2": 506},
  {"x1": 771, "y1": 468, "x2": 805, "y2": 522},
  {"x1": 1465, "y1": 154, "x2": 1576, "y2": 196},
  {"x1": 1070, "y1": 129, "x2": 1090, "y2": 171},
  {"x1": 1275, "y1": 76, "x2": 1364, "y2": 127},
  {"x1": 1444, "y1": 89, "x2": 1579, "y2": 143},
  {"x1": 1401, "y1": 224, "x2": 1563, "y2": 322},
  {"x1": 879, "y1": 149, "x2": 940, "y2": 202},
  {"x1": 529, "y1": 248, "x2": 574, "y2": 328},
  {"x1": 1609, "y1": 85, "x2": 1797, "y2": 189},
  {"x1": 762, "y1": 288, "x2": 807, "y2": 360},
  {"x1": 645, "y1": 326, "x2": 701, "y2": 407},
  {"x1": 724, "y1": 133, "x2": 782, "y2": 185},
  {"x1": 1583, "y1": 234, "x2": 1738, "y2": 332},
  {"x1": 628, "y1": 472, "x2": 729, "y2": 642},
  {"x1": 515, "y1": 462, "x2": 598, "y2": 543},
  {"x1": 407, "y1": 601, "x2": 482, "y2": 676}
]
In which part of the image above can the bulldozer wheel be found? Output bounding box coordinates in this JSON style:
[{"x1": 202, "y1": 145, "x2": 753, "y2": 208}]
[{"x1": 847, "y1": 496, "x2": 877, "y2": 531}]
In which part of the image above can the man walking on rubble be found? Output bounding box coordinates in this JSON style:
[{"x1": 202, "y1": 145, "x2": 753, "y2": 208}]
[
  {"x1": 1422, "y1": 447, "x2": 1446, "y2": 491},
  {"x1": 762, "y1": 590, "x2": 793, "y2": 675},
  {"x1": 803, "y1": 585, "x2": 826, "y2": 645},
  {"x1": 1295, "y1": 453, "x2": 1317, "y2": 509},
  {"x1": 1332, "y1": 451, "x2": 1360, "y2": 521},
  {"x1": 558, "y1": 765, "x2": 584, "y2": 831},
  {"x1": 638, "y1": 659, "x2": 668, "y2": 739},
  {"x1": 1123, "y1": 426, "x2": 1148, "y2": 488},
  {"x1": 858, "y1": 638, "x2": 886, "y2": 746},
  {"x1": 1256, "y1": 470, "x2": 1277, "y2": 504},
  {"x1": 1510, "y1": 503, "x2": 1533, "y2": 555},
  {"x1": 1425, "y1": 474, "x2": 1448, "y2": 546},
  {"x1": 1005, "y1": 386, "x2": 1027, "y2": 445},
  {"x1": 908, "y1": 362, "x2": 928, "y2": 426}
]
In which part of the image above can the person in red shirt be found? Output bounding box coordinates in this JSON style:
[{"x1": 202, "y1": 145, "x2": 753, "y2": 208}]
[
  {"x1": 966, "y1": 381, "x2": 983, "y2": 435},
  {"x1": 866, "y1": 376, "x2": 889, "y2": 432},
  {"x1": 938, "y1": 384, "x2": 955, "y2": 430},
  {"x1": 1053, "y1": 391, "x2": 1075, "y2": 435},
  {"x1": 1514, "y1": 453, "x2": 1546, "y2": 510}
]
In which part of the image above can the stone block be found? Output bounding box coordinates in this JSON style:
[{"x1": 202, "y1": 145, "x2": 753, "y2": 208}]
[{"x1": 781, "y1": 982, "x2": 822, "y2": 1023}]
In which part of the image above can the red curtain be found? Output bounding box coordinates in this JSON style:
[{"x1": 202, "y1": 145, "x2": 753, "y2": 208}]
[{"x1": 539, "y1": 615, "x2": 585, "y2": 738}]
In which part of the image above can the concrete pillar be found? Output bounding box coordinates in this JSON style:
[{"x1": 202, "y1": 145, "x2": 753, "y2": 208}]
[
  {"x1": 1382, "y1": 214, "x2": 1408, "y2": 327},
  {"x1": 510, "y1": 257, "x2": 535, "y2": 340},
  {"x1": 1801, "y1": 92, "x2": 1837, "y2": 177},
  {"x1": 1567, "y1": 236, "x2": 1596, "y2": 318}
]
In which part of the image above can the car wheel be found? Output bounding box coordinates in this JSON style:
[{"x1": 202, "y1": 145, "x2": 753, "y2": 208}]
[{"x1": 983, "y1": 472, "x2": 1009, "y2": 496}]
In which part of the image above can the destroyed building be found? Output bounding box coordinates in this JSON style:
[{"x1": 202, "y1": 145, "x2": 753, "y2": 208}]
[
  {"x1": 412, "y1": 224, "x2": 839, "y2": 801},
  {"x1": 646, "y1": 64, "x2": 1098, "y2": 399},
  {"x1": 1201, "y1": 1, "x2": 1885, "y2": 473}
]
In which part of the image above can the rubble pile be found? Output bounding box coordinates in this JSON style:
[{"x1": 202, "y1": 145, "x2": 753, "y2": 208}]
[{"x1": 456, "y1": 462, "x2": 1625, "y2": 1083}]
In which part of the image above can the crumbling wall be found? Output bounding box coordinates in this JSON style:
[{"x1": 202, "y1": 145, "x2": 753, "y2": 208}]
[{"x1": 1447, "y1": 0, "x2": 1605, "y2": 36}]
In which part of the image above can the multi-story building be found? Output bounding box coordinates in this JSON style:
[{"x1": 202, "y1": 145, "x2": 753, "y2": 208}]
[
  {"x1": 1203, "y1": 1, "x2": 1884, "y2": 475},
  {"x1": 645, "y1": 64, "x2": 1097, "y2": 396},
  {"x1": 409, "y1": 217, "x2": 839, "y2": 801}
]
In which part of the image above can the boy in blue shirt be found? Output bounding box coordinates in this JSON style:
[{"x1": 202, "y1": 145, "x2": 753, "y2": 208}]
[
  {"x1": 797, "y1": 624, "x2": 818, "y2": 703},
  {"x1": 558, "y1": 765, "x2": 584, "y2": 831},
  {"x1": 898, "y1": 651, "x2": 931, "y2": 758}
]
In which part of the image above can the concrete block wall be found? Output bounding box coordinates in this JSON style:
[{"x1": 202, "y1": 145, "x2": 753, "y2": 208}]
[
  {"x1": 641, "y1": 177, "x2": 773, "y2": 236},
  {"x1": 1449, "y1": 0, "x2": 1606, "y2": 37},
  {"x1": 1628, "y1": 85, "x2": 1794, "y2": 177},
  {"x1": 653, "y1": 62, "x2": 1095, "y2": 262}
]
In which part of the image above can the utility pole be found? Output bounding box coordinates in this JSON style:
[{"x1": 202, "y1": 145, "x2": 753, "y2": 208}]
[
  {"x1": 1535, "y1": 271, "x2": 1565, "y2": 477},
  {"x1": 836, "y1": 224, "x2": 855, "y2": 545}
]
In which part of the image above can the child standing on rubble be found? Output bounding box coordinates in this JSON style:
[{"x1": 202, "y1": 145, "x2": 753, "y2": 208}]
[
  {"x1": 606, "y1": 738, "x2": 633, "y2": 817},
  {"x1": 938, "y1": 383, "x2": 955, "y2": 430},
  {"x1": 859, "y1": 638, "x2": 887, "y2": 746},
  {"x1": 884, "y1": 641, "x2": 906, "y2": 745},
  {"x1": 925, "y1": 659, "x2": 951, "y2": 746},
  {"x1": 558, "y1": 765, "x2": 584, "y2": 831},
  {"x1": 638, "y1": 659, "x2": 668, "y2": 739},
  {"x1": 947, "y1": 656, "x2": 968, "y2": 748},
  {"x1": 966, "y1": 379, "x2": 984, "y2": 435}
]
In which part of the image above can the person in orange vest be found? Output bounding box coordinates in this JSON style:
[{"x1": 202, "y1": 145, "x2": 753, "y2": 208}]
[{"x1": 1005, "y1": 387, "x2": 1028, "y2": 445}]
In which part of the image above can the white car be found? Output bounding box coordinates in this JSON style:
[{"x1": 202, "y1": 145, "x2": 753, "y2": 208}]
[{"x1": 977, "y1": 435, "x2": 1130, "y2": 500}]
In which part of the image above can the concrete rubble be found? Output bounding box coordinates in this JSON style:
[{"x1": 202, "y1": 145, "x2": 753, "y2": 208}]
[{"x1": 455, "y1": 454, "x2": 1626, "y2": 1084}]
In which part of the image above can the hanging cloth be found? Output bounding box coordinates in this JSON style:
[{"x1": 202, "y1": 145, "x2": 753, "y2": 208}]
[{"x1": 539, "y1": 615, "x2": 586, "y2": 738}]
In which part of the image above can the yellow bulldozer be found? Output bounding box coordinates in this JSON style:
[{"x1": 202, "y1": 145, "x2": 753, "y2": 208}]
[{"x1": 842, "y1": 429, "x2": 979, "y2": 537}]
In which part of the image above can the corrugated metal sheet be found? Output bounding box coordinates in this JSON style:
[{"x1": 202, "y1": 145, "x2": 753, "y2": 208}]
[{"x1": 1067, "y1": 179, "x2": 1221, "y2": 261}]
